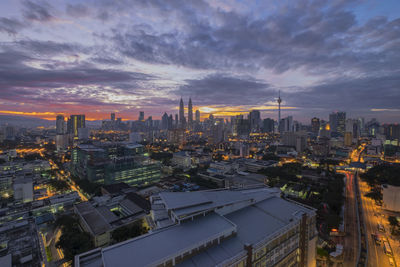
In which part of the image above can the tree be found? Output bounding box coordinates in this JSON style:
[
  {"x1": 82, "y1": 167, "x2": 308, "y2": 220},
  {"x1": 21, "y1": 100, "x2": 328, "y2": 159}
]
[
  {"x1": 111, "y1": 220, "x2": 148, "y2": 243},
  {"x1": 55, "y1": 215, "x2": 94, "y2": 261},
  {"x1": 388, "y1": 216, "x2": 399, "y2": 235},
  {"x1": 48, "y1": 179, "x2": 69, "y2": 192}
]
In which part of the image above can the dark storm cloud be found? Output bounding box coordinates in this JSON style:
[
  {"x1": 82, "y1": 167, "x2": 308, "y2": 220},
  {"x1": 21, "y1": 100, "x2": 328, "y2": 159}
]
[
  {"x1": 0, "y1": 49, "x2": 154, "y2": 106},
  {"x1": 22, "y1": 0, "x2": 54, "y2": 22},
  {"x1": 17, "y1": 40, "x2": 87, "y2": 56},
  {"x1": 176, "y1": 74, "x2": 274, "y2": 105},
  {"x1": 0, "y1": 17, "x2": 24, "y2": 35},
  {"x1": 110, "y1": 0, "x2": 400, "y2": 77},
  {"x1": 285, "y1": 74, "x2": 400, "y2": 111}
]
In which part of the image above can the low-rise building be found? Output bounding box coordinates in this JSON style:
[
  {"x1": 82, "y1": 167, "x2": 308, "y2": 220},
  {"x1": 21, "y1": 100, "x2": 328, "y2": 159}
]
[
  {"x1": 171, "y1": 151, "x2": 192, "y2": 169},
  {"x1": 76, "y1": 186, "x2": 317, "y2": 267},
  {"x1": 382, "y1": 184, "x2": 400, "y2": 212},
  {"x1": 74, "y1": 194, "x2": 149, "y2": 247}
]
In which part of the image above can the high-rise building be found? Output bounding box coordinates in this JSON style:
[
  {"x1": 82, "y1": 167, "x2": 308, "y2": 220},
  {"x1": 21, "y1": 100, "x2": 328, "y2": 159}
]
[
  {"x1": 249, "y1": 110, "x2": 261, "y2": 132},
  {"x1": 111, "y1": 113, "x2": 115, "y2": 121},
  {"x1": 139, "y1": 111, "x2": 144, "y2": 122},
  {"x1": 70, "y1": 143, "x2": 161, "y2": 186},
  {"x1": 168, "y1": 114, "x2": 173, "y2": 130},
  {"x1": 329, "y1": 113, "x2": 338, "y2": 133},
  {"x1": 56, "y1": 115, "x2": 65, "y2": 135},
  {"x1": 385, "y1": 124, "x2": 400, "y2": 140},
  {"x1": 311, "y1": 117, "x2": 320, "y2": 134},
  {"x1": 195, "y1": 110, "x2": 200, "y2": 122},
  {"x1": 280, "y1": 116, "x2": 293, "y2": 132},
  {"x1": 69, "y1": 115, "x2": 85, "y2": 138},
  {"x1": 337, "y1": 112, "x2": 346, "y2": 135},
  {"x1": 175, "y1": 114, "x2": 179, "y2": 128},
  {"x1": 329, "y1": 112, "x2": 346, "y2": 135},
  {"x1": 277, "y1": 91, "x2": 282, "y2": 132},
  {"x1": 179, "y1": 98, "x2": 185, "y2": 129},
  {"x1": 262, "y1": 118, "x2": 275, "y2": 133},
  {"x1": 161, "y1": 112, "x2": 169, "y2": 130},
  {"x1": 188, "y1": 98, "x2": 193, "y2": 129}
]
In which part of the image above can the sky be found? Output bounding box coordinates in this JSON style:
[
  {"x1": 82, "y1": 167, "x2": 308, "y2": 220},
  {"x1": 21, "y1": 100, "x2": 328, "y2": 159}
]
[{"x1": 0, "y1": 0, "x2": 399, "y2": 123}]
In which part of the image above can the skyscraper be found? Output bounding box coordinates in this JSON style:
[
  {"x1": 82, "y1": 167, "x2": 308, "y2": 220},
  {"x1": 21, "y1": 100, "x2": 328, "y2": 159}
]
[
  {"x1": 337, "y1": 112, "x2": 346, "y2": 135},
  {"x1": 277, "y1": 91, "x2": 282, "y2": 132},
  {"x1": 111, "y1": 113, "x2": 115, "y2": 121},
  {"x1": 56, "y1": 115, "x2": 65, "y2": 135},
  {"x1": 161, "y1": 112, "x2": 169, "y2": 130},
  {"x1": 262, "y1": 118, "x2": 275, "y2": 133},
  {"x1": 311, "y1": 117, "x2": 320, "y2": 134},
  {"x1": 195, "y1": 110, "x2": 200, "y2": 122},
  {"x1": 139, "y1": 111, "x2": 144, "y2": 122},
  {"x1": 188, "y1": 98, "x2": 193, "y2": 129},
  {"x1": 249, "y1": 110, "x2": 261, "y2": 132},
  {"x1": 329, "y1": 112, "x2": 338, "y2": 133},
  {"x1": 69, "y1": 115, "x2": 85, "y2": 138},
  {"x1": 179, "y1": 98, "x2": 185, "y2": 128}
]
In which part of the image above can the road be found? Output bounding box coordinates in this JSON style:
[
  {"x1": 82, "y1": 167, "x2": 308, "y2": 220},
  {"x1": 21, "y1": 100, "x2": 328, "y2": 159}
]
[
  {"x1": 343, "y1": 171, "x2": 359, "y2": 267},
  {"x1": 359, "y1": 177, "x2": 395, "y2": 267}
]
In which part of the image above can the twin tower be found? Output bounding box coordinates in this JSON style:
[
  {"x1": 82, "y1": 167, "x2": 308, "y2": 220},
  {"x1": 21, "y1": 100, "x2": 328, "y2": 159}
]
[{"x1": 179, "y1": 98, "x2": 199, "y2": 129}]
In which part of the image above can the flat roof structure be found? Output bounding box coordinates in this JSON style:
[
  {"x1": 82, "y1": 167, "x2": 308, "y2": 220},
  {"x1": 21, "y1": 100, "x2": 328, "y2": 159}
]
[
  {"x1": 76, "y1": 187, "x2": 316, "y2": 267},
  {"x1": 102, "y1": 213, "x2": 236, "y2": 267}
]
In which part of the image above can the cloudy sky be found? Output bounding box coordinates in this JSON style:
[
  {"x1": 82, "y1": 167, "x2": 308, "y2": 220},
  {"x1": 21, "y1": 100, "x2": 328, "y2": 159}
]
[{"x1": 0, "y1": 0, "x2": 399, "y2": 123}]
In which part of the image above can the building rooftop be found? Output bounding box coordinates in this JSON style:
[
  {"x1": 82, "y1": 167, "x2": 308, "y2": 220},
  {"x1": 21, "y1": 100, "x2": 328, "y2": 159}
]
[
  {"x1": 102, "y1": 213, "x2": 235, "y2": 267},
  {"x1": 76, "y1": 187, "x2": 315, "y2": 267},
  {"x1": 75, "y1": 202, "x2": 111, "y2": 235}
]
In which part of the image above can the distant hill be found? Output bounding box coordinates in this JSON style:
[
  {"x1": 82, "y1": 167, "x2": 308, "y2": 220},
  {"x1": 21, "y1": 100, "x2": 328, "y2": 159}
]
[
  {"x1": 0, "y1": 115, "x2": 102, "y2": 128},
  {"x1": 0, "y1": 115, "x2": 54, "y2": 128}
]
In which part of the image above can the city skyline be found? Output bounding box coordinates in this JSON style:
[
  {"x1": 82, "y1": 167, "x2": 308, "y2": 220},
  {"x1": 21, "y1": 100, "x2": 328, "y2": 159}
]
[{"x1": 1, "y1": 1, "x2": 400, "y2": 123}]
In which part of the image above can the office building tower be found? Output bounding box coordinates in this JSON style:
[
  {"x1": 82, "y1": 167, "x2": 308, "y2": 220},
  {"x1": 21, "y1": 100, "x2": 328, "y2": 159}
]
[
  {"x1": 311, "y1": 117, "x2": 320, "y2": 134},
  {"x1": 76, "y1": 187, "x2": 317, "y2": 267},
  {"x1": 78, "y1": 128, "x2": 90, "y2": 140},
  {"x1": 69, "y1": 115, "x2": 85, "y2": 138},
  {"x1": 111, "y1": 113, "x2": 115, "y2": 121},
  {"x1": 139, "y1": 111, "x2": 144, "y2": 122},
  {"x1": 175, "y1": 114, "x2": 179, "y2": 128},
  {"x1": 385, "y1": 124, "x2": 400, "y2": 140},
  {"x1": 277, "y1": 91, "x2": 282, "y2": 131},
  {"x1": 329, "y1": 113, "x2": 338, "y2": 133},
  {"x1": 232, "y1": 115, "x2": 250, "y2": 136},
  {"x1": 161, "y1": 112, "x2": 169, "y2": 130},
  {"x1": 329, "y1": 112, "x2": 346, "y2": 135},
  {"x1": 262, "y1": 118, "x2": 275, "y2": 133},
  {"x1": 56, "y1": 134, "x2": 68, "y2": 151},
  {"x1": 179, "y1": 98, "x2": 186, "y2": 129},
  {"x1": 188, "y1": 98, "x2": 193, "y2": 129},
  {"x1": 249, "y1": 110, "x2": 261, "y2": 132},
  {"x1": 4, "y1": 126, "x2": 15, "y2": 141},
  {"x1": 195, "y1": 110, "x2": 200, "y2": 123},
  {"x1": 56, "y1": 115, "x2": 65, "y2": 134},
  {"x1": 168, "y1": 114, "x2": 173, "y2": 130},
  {"x1": 56, "y1": 115, "x2": 65, "y2": 135},
  {"x1": 70, "y1": 143, "x2": 160, "y2": 186},
  {"x1": 280, "y1": 116, "x2": 293, "y2": 132},
  {"x1": 337, "y1": 112, "x2": 346, "y2": 135}
]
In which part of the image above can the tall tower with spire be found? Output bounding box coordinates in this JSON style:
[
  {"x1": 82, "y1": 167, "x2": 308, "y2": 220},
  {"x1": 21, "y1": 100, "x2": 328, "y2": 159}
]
[
  {"x1": 179, "y1": 98, "x2": 185, "y2": 129},
  {"x1": 277, "y1": 91, "x2": 282, "y2": 132},
  {"x1": 188, "y1": 98, "x2": 193, "y2": 129}
]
